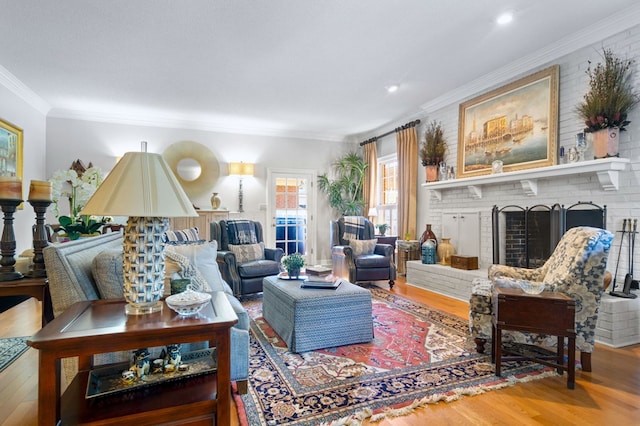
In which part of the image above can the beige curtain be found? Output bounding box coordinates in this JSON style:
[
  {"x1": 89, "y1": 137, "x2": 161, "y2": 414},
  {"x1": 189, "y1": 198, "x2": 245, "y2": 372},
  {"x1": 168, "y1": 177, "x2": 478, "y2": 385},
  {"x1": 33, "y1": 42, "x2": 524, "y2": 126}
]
[
  {"x1": 396, "y1": 127, "x2": 418, "y2": 240},
  {"x1": 363, "y1": 142, "x2": 377, "y2": 217}
]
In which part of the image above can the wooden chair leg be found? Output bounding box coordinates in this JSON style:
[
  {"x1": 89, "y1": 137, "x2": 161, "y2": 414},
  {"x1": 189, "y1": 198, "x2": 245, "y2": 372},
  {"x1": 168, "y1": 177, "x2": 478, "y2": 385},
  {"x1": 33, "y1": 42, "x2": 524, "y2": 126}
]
[
  {"x1": 474, "y1": 337, "x2": 487, "y2": 354},
  {"x1": 236, "y1": 379, "x2": 248, "y2": 394},
  {"x1": 581, "y1": 352, "x2": 592, "y2": 372},
  {"x1": 389, "y1": 279, "x2": 394, "y2": 289}
]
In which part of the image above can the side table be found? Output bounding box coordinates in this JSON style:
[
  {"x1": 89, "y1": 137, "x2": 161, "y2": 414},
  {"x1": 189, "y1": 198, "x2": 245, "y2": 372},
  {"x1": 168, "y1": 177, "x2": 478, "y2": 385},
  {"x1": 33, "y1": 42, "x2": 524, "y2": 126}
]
[
  {"x1": 492, "y1": 286, "x2": 576, "y2": 389},
  {"x1": 27, "y1": 292, "x2": 238, "y2": 425},
  {"x1": 396, "y1": 240, "x2": 420, "y2": 276},
  {"x1": 0, "y1": 277, "x2": 52, "y2": 326}
]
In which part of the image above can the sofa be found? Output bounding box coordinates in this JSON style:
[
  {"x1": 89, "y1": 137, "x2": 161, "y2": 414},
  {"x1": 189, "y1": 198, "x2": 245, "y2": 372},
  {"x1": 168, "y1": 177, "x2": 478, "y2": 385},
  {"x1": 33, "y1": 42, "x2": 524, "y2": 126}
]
[{"x1": 43, "y1": 232, "x2": 250, "y2": 393}]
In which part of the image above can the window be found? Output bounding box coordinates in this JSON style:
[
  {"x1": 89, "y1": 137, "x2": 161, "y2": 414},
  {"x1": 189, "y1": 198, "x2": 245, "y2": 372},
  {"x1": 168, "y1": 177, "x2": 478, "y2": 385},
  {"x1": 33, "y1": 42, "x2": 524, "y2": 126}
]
[{"x1": 375, "y1": 154, "x2": 398, "y2": 235}]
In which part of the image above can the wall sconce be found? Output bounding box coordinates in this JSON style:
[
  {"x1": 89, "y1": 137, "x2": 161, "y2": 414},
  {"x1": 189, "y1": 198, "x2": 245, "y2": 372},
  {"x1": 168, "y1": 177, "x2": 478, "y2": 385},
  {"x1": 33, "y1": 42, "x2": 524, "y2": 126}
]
[{"x1": 229, "y1": 162, "x2": 254, "y2": 213}]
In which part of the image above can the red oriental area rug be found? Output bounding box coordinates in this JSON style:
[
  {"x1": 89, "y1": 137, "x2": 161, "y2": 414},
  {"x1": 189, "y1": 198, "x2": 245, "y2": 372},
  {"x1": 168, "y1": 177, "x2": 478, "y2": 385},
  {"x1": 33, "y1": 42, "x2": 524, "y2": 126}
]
[{"x1": 236, "y1": 287, "x2": 556, "y2": 425}]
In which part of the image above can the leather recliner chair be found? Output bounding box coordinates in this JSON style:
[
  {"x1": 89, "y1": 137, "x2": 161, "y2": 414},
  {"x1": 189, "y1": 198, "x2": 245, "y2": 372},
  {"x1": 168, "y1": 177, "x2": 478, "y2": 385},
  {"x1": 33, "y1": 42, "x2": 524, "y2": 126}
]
[
  {"x1": 330, "y1": 216, "x2": 396, "y2": 288},
  {"x1": 211, "y1": 220, "x2": 284, "y2": 298}
]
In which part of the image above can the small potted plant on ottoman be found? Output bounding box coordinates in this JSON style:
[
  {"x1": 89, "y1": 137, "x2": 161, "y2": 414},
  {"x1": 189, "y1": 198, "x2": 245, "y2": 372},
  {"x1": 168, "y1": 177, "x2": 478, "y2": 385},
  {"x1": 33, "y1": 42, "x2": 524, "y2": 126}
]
[{"x1": 282, "y1": 253, "x2": 305, "y2": 279}]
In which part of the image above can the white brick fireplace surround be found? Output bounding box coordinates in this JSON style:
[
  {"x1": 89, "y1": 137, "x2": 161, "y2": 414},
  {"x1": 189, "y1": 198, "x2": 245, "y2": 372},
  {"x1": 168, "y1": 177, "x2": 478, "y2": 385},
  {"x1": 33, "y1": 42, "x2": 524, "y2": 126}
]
[{"x1": 407, "y1": 158, "x2": 640, "y2": 347}]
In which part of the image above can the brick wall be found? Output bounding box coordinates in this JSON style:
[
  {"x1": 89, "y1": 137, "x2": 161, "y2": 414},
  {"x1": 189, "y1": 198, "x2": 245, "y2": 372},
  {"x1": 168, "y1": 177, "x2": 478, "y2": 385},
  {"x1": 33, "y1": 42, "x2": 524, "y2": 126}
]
[{"x1": 418, "y1": 24, "x2": 640, "y2": 278}]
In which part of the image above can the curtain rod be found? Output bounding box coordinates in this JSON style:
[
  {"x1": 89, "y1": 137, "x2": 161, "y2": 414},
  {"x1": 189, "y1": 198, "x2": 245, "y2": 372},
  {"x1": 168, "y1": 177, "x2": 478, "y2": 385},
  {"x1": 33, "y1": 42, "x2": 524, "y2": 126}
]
[{"x1": 359, "y1": 119, "x2": 421, "y2": 146}]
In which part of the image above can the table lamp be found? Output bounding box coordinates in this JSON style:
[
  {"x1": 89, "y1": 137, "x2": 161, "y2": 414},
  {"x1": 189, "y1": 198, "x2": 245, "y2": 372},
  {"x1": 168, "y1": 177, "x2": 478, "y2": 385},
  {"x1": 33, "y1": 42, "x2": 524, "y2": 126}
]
[
  {"x1": 367, "y1": 207, "x2": 378, "y2": 222},
  {"x1": 229, "y1": 161, "x2": 254, "y2": 213},
  {"x1": 80, "y1": 142, "x2": 197, "y2": 314}
]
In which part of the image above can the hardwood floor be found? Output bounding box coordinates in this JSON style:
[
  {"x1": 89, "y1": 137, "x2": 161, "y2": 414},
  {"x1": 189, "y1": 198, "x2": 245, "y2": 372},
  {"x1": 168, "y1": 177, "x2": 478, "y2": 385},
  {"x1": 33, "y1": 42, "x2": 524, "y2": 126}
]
[{"x1": 1, "y1": 277, "x2": 638, "y2": 425}]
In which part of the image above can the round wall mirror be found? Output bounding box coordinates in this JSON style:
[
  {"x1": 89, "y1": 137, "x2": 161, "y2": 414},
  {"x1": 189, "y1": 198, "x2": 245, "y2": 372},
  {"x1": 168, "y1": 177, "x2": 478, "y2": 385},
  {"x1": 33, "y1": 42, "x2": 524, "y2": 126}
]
[
  {"x1": 176, "y1": 158, "x2": 202, "y2": 181},
  {"x1": 163, "y1": 141, "x2": 220, "y2": 200}
]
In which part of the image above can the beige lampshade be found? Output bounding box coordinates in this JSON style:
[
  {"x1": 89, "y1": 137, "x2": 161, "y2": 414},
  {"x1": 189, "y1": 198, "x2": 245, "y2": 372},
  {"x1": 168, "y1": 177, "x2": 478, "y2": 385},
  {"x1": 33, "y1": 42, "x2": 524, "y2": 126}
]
[
  {"x1": 80, "y1": 150, "x2": 197, "y2": 218},
  {"x1": 229, "y1": 162, "x2": 254, "y2": 176}
]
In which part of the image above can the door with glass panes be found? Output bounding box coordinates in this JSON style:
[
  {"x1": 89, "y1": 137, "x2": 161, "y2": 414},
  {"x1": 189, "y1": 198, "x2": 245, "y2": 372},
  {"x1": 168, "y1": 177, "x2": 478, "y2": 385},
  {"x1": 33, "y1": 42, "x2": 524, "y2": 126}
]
[{"x1": 267, "y1": 169, "x2": 317, "y2": 265}]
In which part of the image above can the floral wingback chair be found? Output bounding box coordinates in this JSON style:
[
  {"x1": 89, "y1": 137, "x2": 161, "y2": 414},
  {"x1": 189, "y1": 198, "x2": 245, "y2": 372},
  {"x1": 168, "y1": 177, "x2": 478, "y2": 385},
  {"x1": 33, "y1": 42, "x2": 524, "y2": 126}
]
[{"x1": 469, "y1": 226, "x2": 613, "y2": 372}]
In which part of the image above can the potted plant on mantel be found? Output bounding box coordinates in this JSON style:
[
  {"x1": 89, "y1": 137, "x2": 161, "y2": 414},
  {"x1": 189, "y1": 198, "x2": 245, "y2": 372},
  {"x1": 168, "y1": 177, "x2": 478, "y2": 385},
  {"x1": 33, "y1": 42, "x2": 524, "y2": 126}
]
[
  {"x1": 420, "y1": 120, "x2": 447, "y2": 182},
  {"x1": 576, "y1": 48, "x2": 640, "y2": 159}
]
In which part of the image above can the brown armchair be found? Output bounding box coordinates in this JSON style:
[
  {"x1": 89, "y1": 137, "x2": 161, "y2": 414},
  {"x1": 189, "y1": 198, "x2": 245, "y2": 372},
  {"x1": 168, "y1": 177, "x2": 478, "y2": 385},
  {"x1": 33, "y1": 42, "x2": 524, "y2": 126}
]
[
  {"x1": 330, "y1": 216, "x2": 396, "y2": 288},
  {"x1": 210, "y1": 220, "x2": 284, "y2": 298}
]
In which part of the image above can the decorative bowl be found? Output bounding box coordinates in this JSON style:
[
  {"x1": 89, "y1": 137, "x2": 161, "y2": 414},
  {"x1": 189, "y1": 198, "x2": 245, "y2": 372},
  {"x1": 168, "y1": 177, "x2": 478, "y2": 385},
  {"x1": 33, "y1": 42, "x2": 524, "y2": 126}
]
[
  {"x1": 165, "y1": 289, "x2": 211, "y2": 316},
  {"x1": 519, "y1": 281, "x2": 546, "y2": 295}
]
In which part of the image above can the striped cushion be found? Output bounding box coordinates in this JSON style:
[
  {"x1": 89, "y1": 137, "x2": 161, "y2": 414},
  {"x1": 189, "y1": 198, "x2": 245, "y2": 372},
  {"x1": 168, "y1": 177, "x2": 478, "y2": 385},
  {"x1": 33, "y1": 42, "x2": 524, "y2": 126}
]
[{"x1": 164, "y1": 227, "x2": 200, "y2": 242}]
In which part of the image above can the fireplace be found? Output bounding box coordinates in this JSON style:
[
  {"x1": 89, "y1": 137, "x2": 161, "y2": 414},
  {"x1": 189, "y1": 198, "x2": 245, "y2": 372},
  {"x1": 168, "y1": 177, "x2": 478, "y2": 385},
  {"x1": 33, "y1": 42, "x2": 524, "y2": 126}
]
[{"x1": 492, "y1": 202, "x2": 606, "y2": 268}]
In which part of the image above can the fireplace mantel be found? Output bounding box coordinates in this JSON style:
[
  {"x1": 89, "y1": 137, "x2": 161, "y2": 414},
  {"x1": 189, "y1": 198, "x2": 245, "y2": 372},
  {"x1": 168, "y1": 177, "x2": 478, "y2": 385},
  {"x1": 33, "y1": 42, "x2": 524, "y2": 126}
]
[{"x1": 422, "y1": 158, "x2": 629, "y2": 200}]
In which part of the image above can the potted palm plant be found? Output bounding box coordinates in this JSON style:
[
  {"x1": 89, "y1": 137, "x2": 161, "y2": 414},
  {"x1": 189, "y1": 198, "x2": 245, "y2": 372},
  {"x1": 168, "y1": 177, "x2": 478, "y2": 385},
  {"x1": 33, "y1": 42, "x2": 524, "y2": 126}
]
[
  {"x1": 576, "y1": 48, "x2": 640, "y2": 158},
  {"x1": 420, "y1": 120, "x2": 447, "y2": 182},
  {"x1": 318, "y1": 152, "x2": 367, "y2": 216}
]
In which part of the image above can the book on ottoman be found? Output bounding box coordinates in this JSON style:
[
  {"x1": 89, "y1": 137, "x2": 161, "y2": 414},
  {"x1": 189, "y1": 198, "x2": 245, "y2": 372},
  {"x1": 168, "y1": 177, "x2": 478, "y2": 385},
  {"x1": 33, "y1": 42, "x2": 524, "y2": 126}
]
[
  {"x1": 305, "y1": 265, "x2": 333, "y2": 276},
  {"x1": 301, "y1": 274, "x2": 341, "y2": 289}
]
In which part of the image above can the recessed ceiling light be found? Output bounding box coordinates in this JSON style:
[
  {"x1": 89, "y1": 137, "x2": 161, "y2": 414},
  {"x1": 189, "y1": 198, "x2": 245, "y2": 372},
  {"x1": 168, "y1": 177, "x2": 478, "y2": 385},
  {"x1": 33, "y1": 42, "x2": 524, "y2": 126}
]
[
  {"x1": 496, "y1": 12, "x2": 513, "y2": 25},
  {"x1": 386, "y1": 85, "x2": 399, "y2": 93}
]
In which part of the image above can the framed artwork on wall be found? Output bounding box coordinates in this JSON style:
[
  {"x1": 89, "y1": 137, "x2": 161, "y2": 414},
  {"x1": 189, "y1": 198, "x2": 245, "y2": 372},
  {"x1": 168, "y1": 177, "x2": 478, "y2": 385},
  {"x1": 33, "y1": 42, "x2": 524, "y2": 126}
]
[
  {"x1": 0, "y1": 118, "x2": 23, "y2": 179},
  {"x1": 457, "y1": 65, "x2": 559, "y2": 178}
]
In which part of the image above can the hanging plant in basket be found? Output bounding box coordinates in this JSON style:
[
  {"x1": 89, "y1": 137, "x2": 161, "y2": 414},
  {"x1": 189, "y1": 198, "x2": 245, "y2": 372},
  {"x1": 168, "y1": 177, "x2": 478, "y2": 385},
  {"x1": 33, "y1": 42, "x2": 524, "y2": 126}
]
[{"x1": 576, "y1": 48, "x2": 640, "y2": 158}]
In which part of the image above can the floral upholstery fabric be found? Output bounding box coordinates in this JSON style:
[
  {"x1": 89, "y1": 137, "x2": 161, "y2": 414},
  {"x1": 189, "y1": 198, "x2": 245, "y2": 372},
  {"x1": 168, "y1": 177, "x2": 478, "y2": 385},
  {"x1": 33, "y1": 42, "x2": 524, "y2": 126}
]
[{"x1": 469, "y1": 226, "x2": 613, "y2": 354}]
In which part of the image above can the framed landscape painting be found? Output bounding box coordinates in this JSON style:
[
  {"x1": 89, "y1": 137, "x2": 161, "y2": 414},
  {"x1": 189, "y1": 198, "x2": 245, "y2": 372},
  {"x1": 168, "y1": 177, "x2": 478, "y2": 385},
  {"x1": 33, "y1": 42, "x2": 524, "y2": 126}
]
[
  {"x1": 457, "y1": 65, "x2": 559, "y2": 178},
  {"x1": 0, "y1": 118, "x2": 23, "y2": 179}
]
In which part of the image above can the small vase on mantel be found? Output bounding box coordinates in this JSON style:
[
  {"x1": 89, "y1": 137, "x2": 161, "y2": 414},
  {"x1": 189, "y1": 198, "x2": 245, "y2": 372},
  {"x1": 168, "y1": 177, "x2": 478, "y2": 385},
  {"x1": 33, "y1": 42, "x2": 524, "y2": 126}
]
[
  {"x1": 210, "y1": 193, "x2": 221, "y2": 209},
  {"x1": 419, "y1": 224, "x2": 437, "y2": 248}
]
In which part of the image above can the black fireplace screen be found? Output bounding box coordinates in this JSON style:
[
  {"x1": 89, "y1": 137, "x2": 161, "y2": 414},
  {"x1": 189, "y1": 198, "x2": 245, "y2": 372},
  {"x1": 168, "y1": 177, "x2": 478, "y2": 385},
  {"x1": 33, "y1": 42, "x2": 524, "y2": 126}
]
[{"x1": 492, "y1": 202, "x2": 606, "y2": 268}]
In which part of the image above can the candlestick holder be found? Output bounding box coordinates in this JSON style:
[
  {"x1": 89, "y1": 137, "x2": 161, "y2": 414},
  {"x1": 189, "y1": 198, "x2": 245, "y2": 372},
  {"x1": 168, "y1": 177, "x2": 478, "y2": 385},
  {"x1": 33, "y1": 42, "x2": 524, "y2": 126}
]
[
  {"x1": 27, "y1": 199, "x2": 51, "y2": 278},
  {"x1": 0, "y1": 198, "x2": 23, "y2": 281}
]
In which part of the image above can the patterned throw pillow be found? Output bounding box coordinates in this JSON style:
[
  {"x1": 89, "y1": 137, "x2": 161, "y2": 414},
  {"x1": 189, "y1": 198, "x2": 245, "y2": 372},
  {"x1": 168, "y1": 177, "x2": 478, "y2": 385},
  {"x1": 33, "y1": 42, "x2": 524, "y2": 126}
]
[
  {"x1": 228, "y1": 242, "x2": 265, "y2": 263},
  {"x1": 349, "y1": 239, "x2": 377, "y2": 256},
  {"x1": 164, "y1": 227, "x2": 200, "y2": 243},
  {"x1": 165, "y1": 240, "x2": 232, "y2": 294}
]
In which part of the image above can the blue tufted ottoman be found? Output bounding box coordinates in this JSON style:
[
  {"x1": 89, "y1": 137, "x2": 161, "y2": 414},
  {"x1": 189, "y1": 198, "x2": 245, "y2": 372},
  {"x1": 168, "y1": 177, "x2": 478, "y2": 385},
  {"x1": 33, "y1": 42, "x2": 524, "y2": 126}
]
[{"x1": 262, "y1": 276, "x2": 374, "y2": 353}]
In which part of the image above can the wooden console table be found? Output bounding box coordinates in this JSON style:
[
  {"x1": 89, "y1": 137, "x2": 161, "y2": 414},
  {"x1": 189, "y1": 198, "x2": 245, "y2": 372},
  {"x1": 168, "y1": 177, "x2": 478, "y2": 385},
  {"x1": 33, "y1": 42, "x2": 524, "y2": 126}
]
[
  {"x1": 27, "y1": 292, "x2": 238, "y2": 425},
  {"x1": 492, "y1": 287, "x2": 576, "y2": 389},
  {"x1": 170, "y1": 209, "x2": 229, "y2": 241},
  {"x1": 0, "y1": 277, "x2": 52, "y2": 326}
]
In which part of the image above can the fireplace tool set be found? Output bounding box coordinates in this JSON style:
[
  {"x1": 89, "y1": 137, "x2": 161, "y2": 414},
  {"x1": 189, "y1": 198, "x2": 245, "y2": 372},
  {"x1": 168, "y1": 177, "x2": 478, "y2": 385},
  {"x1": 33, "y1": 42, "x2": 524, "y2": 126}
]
[{"x1": 610, "y1": 218, "x2": 638, "y2": 299}]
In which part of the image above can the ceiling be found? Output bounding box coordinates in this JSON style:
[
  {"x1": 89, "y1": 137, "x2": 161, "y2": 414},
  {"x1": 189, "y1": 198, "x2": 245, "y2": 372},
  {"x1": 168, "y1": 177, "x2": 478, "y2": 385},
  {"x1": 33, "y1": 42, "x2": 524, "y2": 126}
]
[{"x1": 1, "y1": 1, "x2": 640, "y2": 142}]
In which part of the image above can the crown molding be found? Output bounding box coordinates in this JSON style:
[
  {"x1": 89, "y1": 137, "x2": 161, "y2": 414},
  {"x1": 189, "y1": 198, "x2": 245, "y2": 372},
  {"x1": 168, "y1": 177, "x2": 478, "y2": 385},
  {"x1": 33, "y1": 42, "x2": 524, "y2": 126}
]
[
  {"x1": 418, "y1": 6, "x2": 640, "y2": 115},
  {"x1": 0, "y1": 65, "x2": 50, "y2": 115},
  {"x1": 47, "y1": 108, "x2": 347, "y2": 143}
]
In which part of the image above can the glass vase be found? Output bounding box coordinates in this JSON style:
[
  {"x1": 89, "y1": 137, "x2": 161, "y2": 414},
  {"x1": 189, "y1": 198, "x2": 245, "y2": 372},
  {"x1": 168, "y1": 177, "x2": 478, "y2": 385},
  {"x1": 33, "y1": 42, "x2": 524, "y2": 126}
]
[{"x1": 419, "y1": 224, "x2": 437, "y2": 248}]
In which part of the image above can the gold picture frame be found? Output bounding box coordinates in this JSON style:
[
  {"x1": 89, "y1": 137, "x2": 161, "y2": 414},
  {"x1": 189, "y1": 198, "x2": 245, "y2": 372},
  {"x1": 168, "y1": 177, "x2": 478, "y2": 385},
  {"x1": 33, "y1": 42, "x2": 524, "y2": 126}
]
[
  {"x1": 0, "y1": 118, "x2": 23, "y2": 179},
  {"x1": 457, "y1": 65, "x2": 559, "y2": 178}
]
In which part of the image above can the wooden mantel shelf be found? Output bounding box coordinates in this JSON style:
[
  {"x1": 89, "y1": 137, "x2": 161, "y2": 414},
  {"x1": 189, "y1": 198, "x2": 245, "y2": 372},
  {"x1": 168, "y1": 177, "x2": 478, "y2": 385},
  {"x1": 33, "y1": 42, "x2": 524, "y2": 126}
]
[{"x1": 422, "y1": 157, "x2": 630, "y2": 200}]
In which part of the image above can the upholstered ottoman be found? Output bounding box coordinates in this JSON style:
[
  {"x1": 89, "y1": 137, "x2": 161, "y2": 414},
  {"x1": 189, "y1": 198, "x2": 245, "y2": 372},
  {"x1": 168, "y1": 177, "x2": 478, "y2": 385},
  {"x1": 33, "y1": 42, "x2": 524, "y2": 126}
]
[{"x1": 262, "y1": 276, "x2": 374, "y2": 352}]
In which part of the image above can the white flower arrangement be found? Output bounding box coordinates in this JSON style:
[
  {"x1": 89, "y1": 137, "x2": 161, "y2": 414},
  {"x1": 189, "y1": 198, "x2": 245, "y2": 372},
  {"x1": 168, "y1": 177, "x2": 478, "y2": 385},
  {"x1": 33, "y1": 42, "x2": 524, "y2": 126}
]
[{"x1": 50, "y1": 167, "x2": 104, "y2": 218}]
